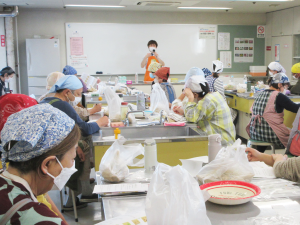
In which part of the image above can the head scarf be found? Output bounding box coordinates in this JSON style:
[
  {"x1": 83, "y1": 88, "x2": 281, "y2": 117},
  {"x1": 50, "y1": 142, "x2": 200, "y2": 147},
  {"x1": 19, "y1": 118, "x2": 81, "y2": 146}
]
[
  {"x1": 270, "y1": 72, "x2": 290, "y2": 84},
  {"x1": 0, "y1": 104, "x2": 75, "y2": 165},
  {"x1": 0, "y1": 94, "x2": 37, "y2": 135},
  {"x1": 184, "y1": 67, "x2": 205, "y2": 82},
  {"x1": 268, "y1": 62, "x2": 286, "y2": 73},
  {"x1": 62, "y1": 65, "x2": 77, "y2": 75},
  {"x1": 49, "y1": 75, "x2": 83, "y2": 93},
  {"x1": 291, "y1": 63, "x2": 300, "y2": 74},
  {"x1": 212, "y1": 60, "x2": 223, "y2": 73},
  {"x1": 154, "y1": 67, "x2": 170, "y2": 81},
  {"x1": 148, "y1": 62, "x2": 162, "y2": 73},
  {"x1": 186, "y1": 75, "x2": 207, "y2": 93},
  {"x1": 46, "y1": 72, "x2": 65, "y2": 90},
  {"x1": 202, "y1": 68, "x2": 212, "y2": 78}
]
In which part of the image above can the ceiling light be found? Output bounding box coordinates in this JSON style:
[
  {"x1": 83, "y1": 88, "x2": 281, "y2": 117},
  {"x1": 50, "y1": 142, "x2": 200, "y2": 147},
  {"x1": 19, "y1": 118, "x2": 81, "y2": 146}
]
[
  {"x1": 65, "y1": 5, "x2": 126, "y2": 8},
  {"x1": 178, "y1": 7, "x2": 232, "y2": 10}
]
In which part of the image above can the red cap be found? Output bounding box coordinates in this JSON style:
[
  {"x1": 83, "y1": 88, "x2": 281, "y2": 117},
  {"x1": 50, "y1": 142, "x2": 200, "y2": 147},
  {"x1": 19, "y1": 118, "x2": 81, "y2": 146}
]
[
  {"x1": 121, "y1": 102, "x2": 128, "y2": 105},
  {"x1": 154, "y1": 67, "x2": 170, "y2": 80}
]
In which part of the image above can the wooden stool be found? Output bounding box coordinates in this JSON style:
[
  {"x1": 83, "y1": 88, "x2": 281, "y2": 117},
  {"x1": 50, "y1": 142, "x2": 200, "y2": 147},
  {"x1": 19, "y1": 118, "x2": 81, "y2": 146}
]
[{"x1": 247, "y1": 139, "x2": 275, "y2": 154}]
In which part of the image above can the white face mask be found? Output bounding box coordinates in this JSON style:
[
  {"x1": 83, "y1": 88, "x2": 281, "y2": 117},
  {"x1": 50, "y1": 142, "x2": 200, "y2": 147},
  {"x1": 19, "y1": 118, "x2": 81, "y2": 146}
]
[
  {"x1": 5, "y1": 77, "x2": 12, "y2": 83},
  {"x1": 269, "y1": 71, "x2": 274, "y2": 76},
  {"x1": 70, "y1": 96, "x2": 82, "y2": 106},
  {"x1": 293, "y1": 75, "x2": 298, "y2": 79},
  {"x1": 47, "y1": 157, "x2": 77, "y2": 191},
  {"x1": 149, "y1": 47, "x2": 156, "y2": 53}
]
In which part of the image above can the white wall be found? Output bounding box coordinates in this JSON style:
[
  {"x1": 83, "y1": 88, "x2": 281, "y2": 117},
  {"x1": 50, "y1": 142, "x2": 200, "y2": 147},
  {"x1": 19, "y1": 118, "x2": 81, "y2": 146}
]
[
  {"x1": 0, "y1": 18, "x2": 7, "y2": 70},
  {"x1": 16, "y1": 8, "x2": 266, "y2": 94}
]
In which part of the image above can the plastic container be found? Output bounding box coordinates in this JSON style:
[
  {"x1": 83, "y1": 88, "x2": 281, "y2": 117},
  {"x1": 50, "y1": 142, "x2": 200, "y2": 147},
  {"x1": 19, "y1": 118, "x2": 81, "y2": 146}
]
[
  {"x1": 121, "y1": 102, "x2": 128, "y2": 120},
  {"x1": 135, "y1": 72, "x2": 138, "y2": 84},
  {"x1": 244, "y1": 75, "x2": 247, "y2": 85},
  {"x1": 144, "y1": 139, "x2": 158, "y2": 174},
  {"x1": 208, "y1": 134, "x2": 222, "y2": 162}
]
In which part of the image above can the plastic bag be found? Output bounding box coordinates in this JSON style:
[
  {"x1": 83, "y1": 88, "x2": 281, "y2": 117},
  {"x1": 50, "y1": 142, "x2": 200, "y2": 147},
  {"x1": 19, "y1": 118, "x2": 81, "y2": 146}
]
[
  {"x1": 104, "y1": 86, "x2": 122, "y2": 122},
  {"x1": 196, "y1": 139, "x2": 254, "y2": 184},
  {"x1": 97, "y1": 81, "x2": 107, "y2": 95},
  {"x1": 150, "y1": 83, "x2": 170, "y2": 114},
  {"x1": 146, "y1": 163, "x2": 211, "y2": 225},
  {"x1": 224, "y1": 81, "x2": 237, "y2": 90},
  {"x1": 99, "y1": 137, "x2": 144, "y2": 183},
  {"x1": 237, "y1": 84, "x2": 246, "y2": 93}
]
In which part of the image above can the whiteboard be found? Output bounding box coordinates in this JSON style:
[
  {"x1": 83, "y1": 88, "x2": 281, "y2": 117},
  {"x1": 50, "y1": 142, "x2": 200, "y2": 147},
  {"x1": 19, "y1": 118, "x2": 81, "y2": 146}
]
[{"x1": 65, "y1": 23, "x2": 217, "y2": 75}]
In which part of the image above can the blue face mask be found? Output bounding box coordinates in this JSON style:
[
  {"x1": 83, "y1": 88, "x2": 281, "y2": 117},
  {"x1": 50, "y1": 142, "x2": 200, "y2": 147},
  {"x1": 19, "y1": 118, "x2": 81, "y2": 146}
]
[{"x1": 149, "y1": 73, "x2": 155, "y2": 79}]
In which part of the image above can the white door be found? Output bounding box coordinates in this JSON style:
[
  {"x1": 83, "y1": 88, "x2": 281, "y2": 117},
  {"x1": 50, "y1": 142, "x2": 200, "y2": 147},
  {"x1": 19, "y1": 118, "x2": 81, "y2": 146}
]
[
  {"x1": 271, "y1": 36, "x2": 293, "y2": 79},
  {"x1": 26, "y1": 39, "x2": 60, "y2": 76}
]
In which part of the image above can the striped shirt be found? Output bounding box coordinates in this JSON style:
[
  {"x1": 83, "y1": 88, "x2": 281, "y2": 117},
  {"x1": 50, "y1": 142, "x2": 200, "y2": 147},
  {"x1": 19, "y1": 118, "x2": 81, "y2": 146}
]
[
  {"x1": 206, "y1": 76, "x2": 225, "y2": 99},
  {"x1": 184, "y1": 92, "x2": 236, "y2": 146}
]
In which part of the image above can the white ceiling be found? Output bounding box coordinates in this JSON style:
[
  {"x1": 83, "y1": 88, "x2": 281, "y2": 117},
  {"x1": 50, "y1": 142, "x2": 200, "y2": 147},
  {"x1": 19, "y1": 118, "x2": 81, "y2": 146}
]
[{"x1": 1, "y1": 0, "x2": 300, "y2": 13}]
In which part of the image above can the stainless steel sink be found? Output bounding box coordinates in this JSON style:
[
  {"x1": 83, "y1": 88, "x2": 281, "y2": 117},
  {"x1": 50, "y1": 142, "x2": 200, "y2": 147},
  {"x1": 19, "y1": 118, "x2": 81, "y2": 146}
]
[{"x1": 93, "y1": 126, "x2": 207, "y2": 145}]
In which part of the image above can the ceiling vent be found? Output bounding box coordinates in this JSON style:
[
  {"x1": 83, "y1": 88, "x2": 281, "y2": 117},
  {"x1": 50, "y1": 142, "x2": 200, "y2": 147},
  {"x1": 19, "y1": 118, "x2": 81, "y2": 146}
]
[{"x1": 137, "y1": 1, "x2": 181, "y2": 7}]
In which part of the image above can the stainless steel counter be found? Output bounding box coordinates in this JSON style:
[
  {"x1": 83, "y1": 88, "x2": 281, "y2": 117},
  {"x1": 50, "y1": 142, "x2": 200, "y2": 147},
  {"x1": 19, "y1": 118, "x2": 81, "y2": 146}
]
[
  {"x1": 225, "y1": 90, "x2": 300, "y2": 100},
  {"x1": 100, "y1": 177, "x2": 300, "y2": 224}
]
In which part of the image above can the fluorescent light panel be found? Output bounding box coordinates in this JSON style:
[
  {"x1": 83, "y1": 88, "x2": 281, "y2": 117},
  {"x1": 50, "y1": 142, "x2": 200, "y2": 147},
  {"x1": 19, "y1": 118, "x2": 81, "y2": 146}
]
[
  {"x1": 178, "y1": 7, "x2": 232, "y2": 9},
  {"x1": 65, "y1": 4, "x2": 126, "y2": 8}
]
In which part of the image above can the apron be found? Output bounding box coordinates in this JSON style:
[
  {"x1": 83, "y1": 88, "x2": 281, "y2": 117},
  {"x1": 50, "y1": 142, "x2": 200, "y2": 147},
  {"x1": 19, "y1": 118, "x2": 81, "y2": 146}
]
[
  {"x1": 160, "y1": 83, "x2": 175, "y2": 103},
  {"x1": 246, "y1": 91, "x2": 290, "y2": 147},
  {"x1": 144, "y1": 55, "x2": 158, "y2": 82},
  {"x1": 286, "y1": 108, "x2": 300, "y2": 156}
]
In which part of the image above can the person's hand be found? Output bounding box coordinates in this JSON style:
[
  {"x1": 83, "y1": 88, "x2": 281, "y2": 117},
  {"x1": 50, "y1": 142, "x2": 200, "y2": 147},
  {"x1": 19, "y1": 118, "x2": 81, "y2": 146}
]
[
  {"x1": 245, "y1": 147, "x2": 262, "y2": 162},
  {"x1": 77, "y1": 146, "x2": 85, "y2": 162},
  {"x1": 153, "y1": 52, "x2": 159, "y2": 58},
  {"x1": 173, "y1": 106, "x2": 184, "y2": 116},
  {"x1": 97, "y1": 78, "x2": 101, "y2": 84},
  {"x1": 96, "y1": 116, "x2": 109, "y2": 127},
  {"x1": 92, "y1": 103, "x2": 102, "y2": 113},
  {"x1": 145, "y1": 53, "x2": 151, "y2": 59},
  {"x1": 272, "y1": 154, "x2": 288, "y2": 163},
  {"x1": 184, "y1": 88, "x2": 193, "y2": 98}
]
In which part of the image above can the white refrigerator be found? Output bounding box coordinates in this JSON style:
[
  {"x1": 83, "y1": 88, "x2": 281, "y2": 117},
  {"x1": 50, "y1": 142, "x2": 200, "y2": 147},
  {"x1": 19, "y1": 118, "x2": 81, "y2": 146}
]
[{"x1": 26, "y1": 39, "x2": 60, "y2": 98}]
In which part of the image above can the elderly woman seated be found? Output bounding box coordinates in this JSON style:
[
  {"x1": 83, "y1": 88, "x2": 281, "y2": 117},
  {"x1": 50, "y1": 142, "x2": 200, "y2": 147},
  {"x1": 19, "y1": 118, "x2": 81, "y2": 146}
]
[{"x1": 0, "y1": 104, "x2": 81, "y2": 224}]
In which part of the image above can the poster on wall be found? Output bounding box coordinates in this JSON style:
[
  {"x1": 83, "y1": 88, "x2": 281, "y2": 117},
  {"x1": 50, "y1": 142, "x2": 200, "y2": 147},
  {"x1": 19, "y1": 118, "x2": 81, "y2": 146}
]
[
  {"x1": 70, "y1": 55, "x2": 88, "y2": 68},
  {"x1": 234, "y1": 38, "x2": 254, "y2": 63},
  {"x1": 220, "y1": 51, "x2": 232, "y2": 68},
  {"x1": 199, "y1": 26, "x2": 216, "y2": 39},
  {"x1": 218, "y1": 33, "x2": 230, "y2": 50},
  {"x1": 70, "y1": 37, "x2": 84, "y2": 55},
  {"x1": 275, "y1": 44, "x2": 280, "y2": 62}
]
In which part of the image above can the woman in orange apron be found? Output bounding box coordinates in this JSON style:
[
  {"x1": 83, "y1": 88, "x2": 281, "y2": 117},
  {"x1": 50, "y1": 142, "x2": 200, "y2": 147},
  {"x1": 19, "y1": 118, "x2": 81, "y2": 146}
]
[{"x1": 141, "y1": 40, "x2": 165, "y2": 82}]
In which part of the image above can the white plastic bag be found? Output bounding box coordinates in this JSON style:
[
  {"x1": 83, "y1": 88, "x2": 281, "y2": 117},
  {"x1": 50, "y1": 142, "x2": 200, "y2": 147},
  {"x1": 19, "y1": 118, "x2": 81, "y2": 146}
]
[
  {"x1": 150, "y1": 83, "x2": 170, "y2": 114},
  {"x1": 196, "y1": 139, "x2": 255, "y2": 184},
  {"x1": 237, "y1": 83, "x2": 246, "y2": 93},
  {"x1": 224, "y1": 81, "x2": 237, "y2": 90},
  {"x1": 97, "y1": 81, "x2": 107, "y2": 95},
  {"x1": 99, "y1": 137, "x2": 145, "y2": 183},
  {"x1": 146, "y1": 163, "x2": 211, "y2": 225},
  {"x1": 103, "y1": 86, "x2": 122, "y2": 122}
]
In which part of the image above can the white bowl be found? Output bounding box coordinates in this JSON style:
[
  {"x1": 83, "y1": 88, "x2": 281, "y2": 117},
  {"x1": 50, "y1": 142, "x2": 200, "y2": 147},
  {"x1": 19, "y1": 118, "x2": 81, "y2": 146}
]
[{"x1": 200, "y1": 180, "x2": 261, "y2": 205}]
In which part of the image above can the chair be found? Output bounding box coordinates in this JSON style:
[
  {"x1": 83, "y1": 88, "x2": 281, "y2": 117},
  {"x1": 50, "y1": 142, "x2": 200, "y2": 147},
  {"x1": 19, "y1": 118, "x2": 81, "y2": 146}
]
[
  {"x1": 247, "y1": 139, "x2": 275, "y2": 154},
  {"x1": 60, "y1": 187, "x2": 79, "y2": 222}
]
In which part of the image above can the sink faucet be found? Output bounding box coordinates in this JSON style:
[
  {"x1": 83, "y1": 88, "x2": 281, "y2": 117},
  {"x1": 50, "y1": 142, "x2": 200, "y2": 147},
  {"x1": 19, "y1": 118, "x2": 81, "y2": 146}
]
[
  {"x1": 159, "y1": 110, "x2": 165, "y2": 125},
  {"x1": 124, "y1": 111, "x2": 145, "y2": 126}
]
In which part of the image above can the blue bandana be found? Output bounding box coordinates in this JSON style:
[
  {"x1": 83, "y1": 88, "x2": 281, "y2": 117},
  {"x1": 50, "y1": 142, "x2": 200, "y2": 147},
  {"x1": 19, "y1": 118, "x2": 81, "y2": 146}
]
[
  {"x1": 202, "y1": 68, "x2": 212, "y2": 78},
  {"x1": 271, "y1": 73, "x2": 290, "y2": 84},
  {"x1": 62, "y1": 65, "x2": 77, "y2": 75},
  {"x1": 0, "y1": 104, "x2": 75, "y2": 164},
  {"x1": 49, "y1": 75, "x2": 83, "y2": 93},
  {"x1": 185, "y1": 67, "x2": 205, "y2": 82}
]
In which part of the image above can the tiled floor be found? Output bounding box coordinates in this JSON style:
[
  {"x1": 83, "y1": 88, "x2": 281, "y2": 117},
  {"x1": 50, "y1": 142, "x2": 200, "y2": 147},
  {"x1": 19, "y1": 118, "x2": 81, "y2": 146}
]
[{"x1": 48, "y1": 148, "x2": 286, "y2": 224}]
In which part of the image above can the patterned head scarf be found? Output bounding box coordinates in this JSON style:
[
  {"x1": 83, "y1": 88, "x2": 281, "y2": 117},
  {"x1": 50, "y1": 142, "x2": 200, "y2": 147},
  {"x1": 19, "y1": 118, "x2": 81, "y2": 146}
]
[
  {"x1": 0, "y1": 104, "x2": 75, "y2": 165},
  {"x1": 202, "y1": 68, "x2": 212, "y2": 78},
  {"x1": 270, "y1": 72, "x2": 290, "y2": 84},
  {"x1": 185, "y1": 67, "x2": 205, "y2": 82},
  {"x1": 148, "y1": 62, "x2": 162, "y2": 73},
  {"x1": 46, "y1": 72, "x2": 65, "y2": 90},
  {"x1": 62, "y1": 65, "x2": 77, "y2": 75},
  {"x1": 268, "y1": 62, "x2": 286, "y2": 73},
  {"x1": 49, "y1": 75, "x2": 83, "y2": 93},
  {"x1": 0, "y1": 94, "x2": 37, "y2": 135}
]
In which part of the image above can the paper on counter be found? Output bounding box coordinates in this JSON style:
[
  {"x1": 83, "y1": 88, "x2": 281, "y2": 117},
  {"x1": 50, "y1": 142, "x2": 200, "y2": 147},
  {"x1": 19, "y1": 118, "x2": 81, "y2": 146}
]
[
  {"x1": 93, "y1": 183, "x2": 149, "y2": 194},
  {"x1": 250, "y1": 161, "x2": 276, "y2": 178}
]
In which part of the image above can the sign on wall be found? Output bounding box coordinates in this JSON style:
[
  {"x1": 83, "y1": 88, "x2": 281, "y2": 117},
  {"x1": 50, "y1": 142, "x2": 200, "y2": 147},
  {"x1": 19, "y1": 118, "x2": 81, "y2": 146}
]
[{"x1": 257, "y1": 25, "x2": 265, "y2": 38}]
